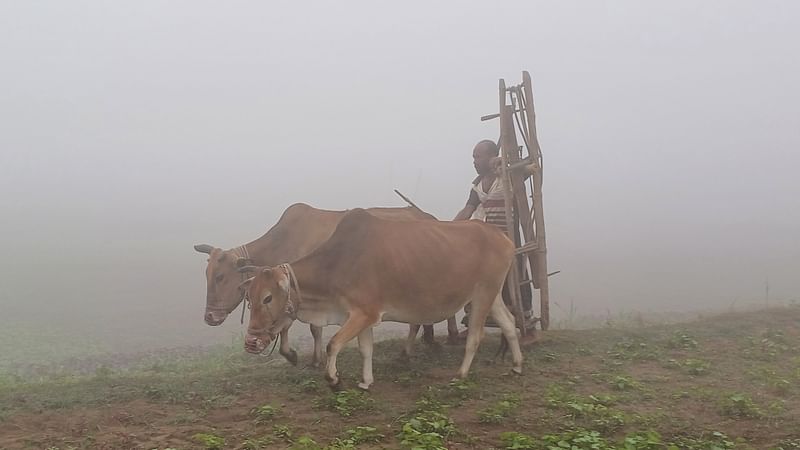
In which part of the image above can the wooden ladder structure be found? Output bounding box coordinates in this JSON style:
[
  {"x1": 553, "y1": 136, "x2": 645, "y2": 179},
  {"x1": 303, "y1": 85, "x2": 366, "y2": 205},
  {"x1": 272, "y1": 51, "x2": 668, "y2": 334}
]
[{"x1": 481, "y1": 71, "x2": 551, "y2": 335}]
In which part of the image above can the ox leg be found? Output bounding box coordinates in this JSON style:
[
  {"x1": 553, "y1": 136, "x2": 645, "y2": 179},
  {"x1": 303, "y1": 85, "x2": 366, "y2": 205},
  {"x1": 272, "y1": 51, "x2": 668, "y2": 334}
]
[
  {"x1": 488, "y1": 296, "x2": 524, "y2": 375},
  {"x1": 310, "y1": 324, "x2": 324, "y2": 368},
  {"x1": 325, "y1": 312, "x2": 375, "y2": 389},
  {"x1": 422, "y1": 324, "x2": 435, "y2": 345},
  {"x1": 278, "y1": 328, "x2": 298, "y2": 366},
  {"x1": 446, "y1": 316, "x2": 459, "y2": 345},
  {"x1": 402, "y1": 324, "x2": 421, "y2": 358},
  {"x1": 356, "y1": 326, "x2": 375, "y2": 390},
  {"x1": 455, "y1": 294, "x2": 494, "y2": 379}
]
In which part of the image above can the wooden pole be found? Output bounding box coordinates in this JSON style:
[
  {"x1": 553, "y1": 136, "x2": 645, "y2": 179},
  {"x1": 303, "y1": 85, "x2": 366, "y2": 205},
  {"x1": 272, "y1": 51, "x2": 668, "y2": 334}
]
[
  {"x1": 522, "y1": 71, "x2": 550, "y2": 330},
  {"x1": 498, "y1": 79, "x2": 527, "y2": 335}
]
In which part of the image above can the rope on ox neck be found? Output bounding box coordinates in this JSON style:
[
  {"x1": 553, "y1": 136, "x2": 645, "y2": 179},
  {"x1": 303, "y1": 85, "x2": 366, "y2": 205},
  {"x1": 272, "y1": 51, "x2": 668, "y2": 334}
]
[
  {"x1": 278, "y1": 263, "x2": 301, "y2": 319},
  {"x1": 234, "y1": 245, "x2": 251, "y2": 324}
]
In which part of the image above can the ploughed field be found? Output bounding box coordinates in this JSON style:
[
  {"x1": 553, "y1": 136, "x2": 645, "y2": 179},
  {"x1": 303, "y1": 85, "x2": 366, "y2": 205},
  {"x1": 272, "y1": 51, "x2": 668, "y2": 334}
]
[{"x1": 1, "y1": 307, "x2": 799, "y2": 449}]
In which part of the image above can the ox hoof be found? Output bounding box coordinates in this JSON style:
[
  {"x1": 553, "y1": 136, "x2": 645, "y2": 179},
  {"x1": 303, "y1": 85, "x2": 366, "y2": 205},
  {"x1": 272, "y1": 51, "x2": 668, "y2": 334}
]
[
  {"x1": 285, "y1": 350, "x2": 299, "y2": 366},
  {"x1": 511, "y1": 367, "x2": 523, "y2": 376},
  {"x1": 357, "y1": 381, "x2": 372, "y2": 391},
  {"x1": 325, "y1": 372, "x2": 342, "y2": 391},
  {"x1": 309, "y1": 359, "x2": 323, "y2": 369}
]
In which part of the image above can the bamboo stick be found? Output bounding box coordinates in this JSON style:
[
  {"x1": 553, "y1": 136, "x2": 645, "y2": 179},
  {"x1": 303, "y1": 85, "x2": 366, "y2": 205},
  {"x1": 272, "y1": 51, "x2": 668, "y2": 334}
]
[{"x1": 522, "y1": 70, "x2": 550, "y2": 330}]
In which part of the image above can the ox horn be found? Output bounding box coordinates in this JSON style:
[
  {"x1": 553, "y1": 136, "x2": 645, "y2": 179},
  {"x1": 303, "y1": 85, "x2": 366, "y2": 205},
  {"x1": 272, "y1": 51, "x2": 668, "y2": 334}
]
[
  {"x1": 237, "y1": 265, "x2": 260, "y2": 273},
  {"x1": 194, "y1": 244, "x2": 214, "y2": 254},
  {"x1": 235, "y1": 257, "x2": 254, "y2": 268},
  {"x1": 238, "y1": 277, "x2": 255, "y2": 290}
]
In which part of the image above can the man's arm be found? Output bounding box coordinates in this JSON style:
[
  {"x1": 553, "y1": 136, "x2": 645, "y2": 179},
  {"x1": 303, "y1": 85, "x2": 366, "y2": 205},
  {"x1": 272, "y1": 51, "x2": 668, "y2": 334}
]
[
  {"x1": 453, "y1": 204, "x2": 476, "y2": 221},
  {"x1": 453, "y1": 189, "x2": 479, "y2": 220}
]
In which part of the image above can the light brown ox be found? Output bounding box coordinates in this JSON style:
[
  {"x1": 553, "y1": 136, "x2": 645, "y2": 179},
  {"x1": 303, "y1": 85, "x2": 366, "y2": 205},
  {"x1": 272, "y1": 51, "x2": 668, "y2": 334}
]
[
  {"x1": 194, "y1": 203, "x2": 451, "y2": 367},
  {"x1": 240, "y1": 208, "x2": 523, "y2": 390}
]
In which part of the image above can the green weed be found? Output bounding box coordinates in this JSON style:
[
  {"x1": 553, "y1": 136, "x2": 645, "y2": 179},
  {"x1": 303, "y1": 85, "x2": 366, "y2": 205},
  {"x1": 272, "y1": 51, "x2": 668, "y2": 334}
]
[
  {"x1": 192, "y1": 433, "x2": 225, "y2": 450},
  {"x1": 398, "y1": 410, "x2": 455, "y2": 450},
  {"x1": 478, "y1": 394, "x2": 521, "y2": 424},
  {"x1": 666, "y1": 330, "x2": 699, "y2": 350},
  {"x1": 251, "y1": 404, "x2": 279, "y2": 424},
  {"x1": 273, "y1": 424, "x2": 293, "y2": 440},
  {"x1": 499, "y1": 431, "x2": 536, "y2": 449},
  {"x1": 240, "y1": 435, "x2": 275, "y2": 450},
  {"x1": 315, "y1": 389, "x2": 374, "y2": 417},
  {"x1": 720, "y1": 394, "x2": 762, "y2": 419},
  {"x1": 328, "y1": 426, "x2": 385, "y2": 449}
]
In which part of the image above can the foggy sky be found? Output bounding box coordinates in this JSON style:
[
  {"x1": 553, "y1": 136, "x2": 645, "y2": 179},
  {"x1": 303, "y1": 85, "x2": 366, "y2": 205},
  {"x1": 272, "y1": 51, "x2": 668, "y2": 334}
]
[{"x1": 1, "y1": 2, "x2": 798, "y2": 346}]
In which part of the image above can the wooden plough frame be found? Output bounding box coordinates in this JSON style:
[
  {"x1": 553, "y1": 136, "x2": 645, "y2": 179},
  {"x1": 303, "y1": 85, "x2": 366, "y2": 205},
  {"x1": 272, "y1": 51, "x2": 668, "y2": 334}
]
[
  {"x1": 482, "y1": 71, "x2": 552, "y2": 336},
  {"x1": 395, "y1": 71, "x2": 552, "y2": 337}
]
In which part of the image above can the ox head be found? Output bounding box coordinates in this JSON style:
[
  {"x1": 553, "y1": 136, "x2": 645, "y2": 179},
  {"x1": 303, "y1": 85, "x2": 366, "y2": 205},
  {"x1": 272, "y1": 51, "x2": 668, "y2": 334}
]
[
  {"x1": 194, "y1": 243, "x2": 255, "y2": 326},
  {"x1": 240, "y1": 265, "x2": 295, "y2": 354}
]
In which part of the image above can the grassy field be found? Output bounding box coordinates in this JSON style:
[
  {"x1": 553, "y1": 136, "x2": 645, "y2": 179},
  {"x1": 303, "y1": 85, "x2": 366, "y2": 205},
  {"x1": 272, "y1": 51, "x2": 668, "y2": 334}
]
[{"x1": 1, "y1": 306, "x2": 799, "y2": 449}]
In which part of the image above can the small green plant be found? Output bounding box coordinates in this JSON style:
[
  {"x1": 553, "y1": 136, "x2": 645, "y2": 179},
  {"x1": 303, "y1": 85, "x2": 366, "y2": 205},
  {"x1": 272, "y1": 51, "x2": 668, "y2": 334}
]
[
  {"x1": 291, "y1": 435, "x2": 320, "y2": 450},
  {"x1": 316, "y1": 389, "x2": 374, "y2": 417},
  {"x1": 749, "y1": 367, "x2": 792, "y2": 394},
  {"x1": 540, "y1": 429, "x2": 612, "y2": 449},
  {"x1": 610, "y1": 375, "x2": 641, "y2": 391},
  {"x1": 273, "y1": 424, "x2": 293, "y2": 440},
  {"x1": 743, "y1": 329, "x2": 794, "y2": 361},
  {"x1": 193, "y1": 433, "x2": 226, "y2": 450},
  {"x1": 667, "y1": 330, "x2": 698, "y2": 350},
  {"x1": 720, "y1": 393, "x2": 762, "y2": 418},
  {"x1": 251, "y1": 404, "x2": 279, "y2": 424},
  {"x1": 478, "y1": 394, "x2": 521, "y2": 424},
  {"x1": 607, "y1": 338, "x2": 659, "y2": 361},
  {"x1": 328, "y1": 426, "x2": 385, "y2": 449},
  {"x1": 398, "y1": 410, "x2": 456, "y2": 450},
  {"x1": 298, "y1": 378, "x2": 319, "y2": 393},
  {"x1": 545, "y1": 385, "x2": 624, "y2": 432},
  {"x1": 241, "y1": 435, "x2": 275, "y2": 450},
  {"x1": 499, "y1": 431, "x2": 536, "y2": 450},
  {"x1": 682, "y1": 359, "x2": 711, "y2": 376},
  {"x1": 772, "y1": 438, "x2": 800, "y2": 450},
  {"x1": 444, "y1": 378, "x2": 475, "y2": 401},
  {"x1": 620, "y1": 430, "x2": 665, "y2": 450},
  {"x1": 672, "y1": 431, "x2": 736, "y2": 450}
]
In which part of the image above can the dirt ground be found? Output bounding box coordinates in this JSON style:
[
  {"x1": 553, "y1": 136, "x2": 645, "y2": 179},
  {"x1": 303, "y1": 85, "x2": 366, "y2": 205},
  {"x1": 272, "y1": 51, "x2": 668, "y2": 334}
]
[{"x1": 1, "y1": 307, "x2": 799, "y2": 449}]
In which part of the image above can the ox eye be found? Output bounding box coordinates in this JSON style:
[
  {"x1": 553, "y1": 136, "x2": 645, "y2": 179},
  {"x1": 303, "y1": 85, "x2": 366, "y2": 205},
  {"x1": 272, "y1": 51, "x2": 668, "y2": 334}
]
[
  {"x1": 215, "y1": 274, "x2": 224, "y2": 283},
  {"x1": 263, "y1": 295, "x2": 273, "y2": 305}
]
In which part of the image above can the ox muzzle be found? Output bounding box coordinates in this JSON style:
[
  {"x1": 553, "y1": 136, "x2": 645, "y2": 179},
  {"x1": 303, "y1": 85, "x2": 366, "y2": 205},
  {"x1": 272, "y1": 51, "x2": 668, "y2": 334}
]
[
  {"x1": 244, "y1": 331, "x2": 273, "y2": 354},
  {"x1": 204, "y1": 309, "x2": 229, "y2": 326}
]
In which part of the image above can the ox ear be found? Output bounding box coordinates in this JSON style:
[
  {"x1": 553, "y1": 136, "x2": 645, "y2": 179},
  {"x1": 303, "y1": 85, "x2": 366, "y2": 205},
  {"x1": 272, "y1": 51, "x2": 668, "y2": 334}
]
[
  {"x1": 194, "y1": 244, "x2": 214, "y2": 254},
  {"x1": 235, "y1": 257, "x2": 254, "y2": 269},
  {"x1": 237, "y1": 265, "x2": 260, "y2": 273}
]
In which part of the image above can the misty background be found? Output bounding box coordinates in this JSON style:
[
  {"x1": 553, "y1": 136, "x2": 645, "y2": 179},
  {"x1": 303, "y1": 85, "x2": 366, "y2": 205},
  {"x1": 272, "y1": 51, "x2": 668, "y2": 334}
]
[{"x1": 1, "y1": 2, "x2": 798, "y2": 354}]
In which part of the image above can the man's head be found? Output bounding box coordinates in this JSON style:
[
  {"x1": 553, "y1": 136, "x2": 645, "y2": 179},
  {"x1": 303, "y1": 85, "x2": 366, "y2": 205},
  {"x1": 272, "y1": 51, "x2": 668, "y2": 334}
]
[{"x1": 472, "y1": 139, "x2": 499, "y2": 175}]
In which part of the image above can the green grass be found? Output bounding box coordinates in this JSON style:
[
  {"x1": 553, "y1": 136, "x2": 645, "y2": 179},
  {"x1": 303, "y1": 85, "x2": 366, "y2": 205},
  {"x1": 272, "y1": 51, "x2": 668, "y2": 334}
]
[{"x1": 1, "y1": 306, "x2": 799, "y2": 449}]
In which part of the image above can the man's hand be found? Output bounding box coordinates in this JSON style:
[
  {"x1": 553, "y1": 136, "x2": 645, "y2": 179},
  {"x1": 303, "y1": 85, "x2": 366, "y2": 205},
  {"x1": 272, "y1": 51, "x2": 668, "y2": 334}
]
[{"x1": 453, "y1": 204, "x2": 476, "y2": 221}]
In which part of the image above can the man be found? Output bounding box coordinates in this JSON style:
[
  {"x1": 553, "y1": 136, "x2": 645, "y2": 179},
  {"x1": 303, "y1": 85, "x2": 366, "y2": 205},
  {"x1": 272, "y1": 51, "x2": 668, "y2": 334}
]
[{"x1": 453, "y1": 140, "x2": 533, "y2": 337}]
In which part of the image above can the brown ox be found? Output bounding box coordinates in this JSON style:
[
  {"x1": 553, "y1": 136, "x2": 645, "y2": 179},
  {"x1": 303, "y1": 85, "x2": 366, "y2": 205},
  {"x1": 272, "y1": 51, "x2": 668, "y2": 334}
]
[
  {"x1": 194, "y1": 203, "x2": 449, "y2": 366},
  {"x1": 241, "y1": 209, "x2": 523, "y2": 390}
]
